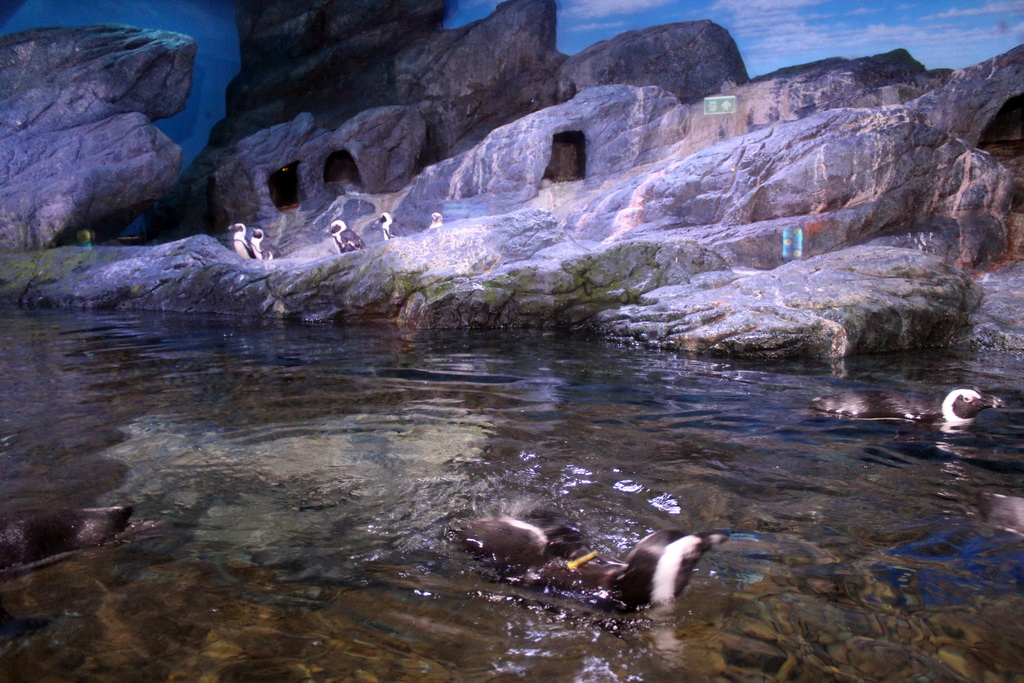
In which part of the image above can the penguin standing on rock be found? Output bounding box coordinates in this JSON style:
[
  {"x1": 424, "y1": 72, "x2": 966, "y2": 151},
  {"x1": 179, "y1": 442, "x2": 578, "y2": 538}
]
[
  {"x1": 429, "y1": 212, "x2": 444, "y2": 229},
  {"x1": 378, "y1": 212, "x2": 398, "y2": 240},
  {"x1": 451, "y1": 510, "x2": 728, "y2": 612},
  {"x1": 249, "y1": 228, "x2": 280, "y2": 260},
  {"x1": 229, "y1": 223, "x2": 255, "y2": 259},
  {"x1": 809, "y1": 387, "x2": 1004, "y2": 425},
  {"x1": 329, "y1": 219, "x2": 365, "y2": 253}
]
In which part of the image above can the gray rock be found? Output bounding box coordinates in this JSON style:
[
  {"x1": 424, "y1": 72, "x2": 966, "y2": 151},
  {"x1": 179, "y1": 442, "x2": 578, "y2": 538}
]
[
  {"x1": 397, "y1": 85, "x2": 686, "y2": 221},
  {"x1": 565, "y1": 105, "x2": 1012, "y2": 270},
  {"x1": 591, "y1": 246, "x2": 981, "y2": 358},
  {"x1": 0, "y1": 218, "x2": 987, "y2": 359},
  {"x1": 968, "y1": 263, "x2": 1024, "y2": 351},
  {"x1": 396, "y1": 0, "x2": 564, "y2": 159},
  {"x1": 209, "y1": 106, "x2": 427, "y2": 253},
  {"x1": 910, "y1": 44, "x2": 1024, "y2": 146},
  {"x1": 557, "y1": 20, "x2": 748, "y2": 103},
  {"x1": 0, "y1": 25, "x2": 195, "y2": 250},
  {"x1": 741, "y1": 49, "x2": 946, "y2": 130},
  {"x1": 0, "y1": 25, "x2": 196, "y2": 139},
  {"x1": 0, "y1": 113, "x2": 184, "y2": 251}
]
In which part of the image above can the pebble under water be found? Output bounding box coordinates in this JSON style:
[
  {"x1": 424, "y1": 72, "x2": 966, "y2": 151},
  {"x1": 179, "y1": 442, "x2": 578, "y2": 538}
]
[{"x1": 0, "y1": 309, "x2": 1022, "y2": 681}]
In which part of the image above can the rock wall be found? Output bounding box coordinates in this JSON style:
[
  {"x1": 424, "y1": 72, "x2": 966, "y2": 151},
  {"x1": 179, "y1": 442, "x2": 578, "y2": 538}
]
[{"x1": 0, "y1": 25, "x2": 195, "y2": 250}]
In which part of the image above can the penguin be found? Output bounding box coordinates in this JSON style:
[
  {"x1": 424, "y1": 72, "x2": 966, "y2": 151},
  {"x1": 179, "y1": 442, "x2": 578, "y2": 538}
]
[
  {"x1": 451, "y1": 510, "x2": 728, "y2": 612},
  {"x1": 329, "y1": 219, "x2": 365, "y2": 254},
  {"x1": 229, "y1": 223, "x2": 255, "y2": 259},
  {"x1": 429, "y1": 212, "x2": 444, "y2": 229},
  {"x1": 0, "y1": 505, "x2": 136, "y2": 575},
  {"x1": 809, "y1": 387, "x2": 1003, "y2": 425},
  {"x1": 250, "y1": 228, "x2": 280, "y2": 260},
  {"x1": 379, "y1": 212, "x2": 397, "y2": 240}
]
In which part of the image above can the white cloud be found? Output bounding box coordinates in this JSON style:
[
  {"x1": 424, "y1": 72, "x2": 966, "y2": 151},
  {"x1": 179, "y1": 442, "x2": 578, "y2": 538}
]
[
  {"x1": 710, "y1": 0, "x2": 826, "y2": 13},
  {"x1": 568, "y1": 20, "x2": 630, "y2": 33},
  {"x1": 562, "y1": 0, "x2": 677, "y2": 20},
  {"x1": 931, "y1": 2, "x2": 1024, "y2": 19}
]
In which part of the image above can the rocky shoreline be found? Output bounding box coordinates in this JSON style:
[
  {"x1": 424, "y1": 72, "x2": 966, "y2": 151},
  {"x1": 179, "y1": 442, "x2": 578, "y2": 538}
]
[{"x1": 1, "y1": 0, "x2": 1022, "y2": 358}]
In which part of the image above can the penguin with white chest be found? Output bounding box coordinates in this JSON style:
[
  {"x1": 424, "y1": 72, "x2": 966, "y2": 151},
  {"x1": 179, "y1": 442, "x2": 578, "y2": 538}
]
[
  {"x1": 809, "y1": 387, "x2": 1003, "y2": 425},
  {"x1": 378, "y1": 212, "x2": 398, "y2": 241},
  {"x1": 228, "y1": 223, "x2": 255, "y2": 259},
  {"x1": 249, "y1": 228, "x2": 280, "y2": 260},
  {"x1": 329, "y1": 219, "x2": 365, "y2": 253},
  {"x1": 452, "y1": 510, "x2": 728, "y2": 612},
  {"x1": 429, "y1": 212, "x2": 444, "y2": 229}
]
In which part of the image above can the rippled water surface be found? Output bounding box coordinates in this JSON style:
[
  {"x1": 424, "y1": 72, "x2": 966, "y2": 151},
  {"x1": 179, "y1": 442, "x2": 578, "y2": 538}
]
[{"x1": 1, "y1": 309, "x2": 1023, "y2": 681}]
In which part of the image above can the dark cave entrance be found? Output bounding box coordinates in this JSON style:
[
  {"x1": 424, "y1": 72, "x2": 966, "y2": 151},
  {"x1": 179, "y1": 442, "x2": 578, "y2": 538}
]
[
  {"x1": 269, "y1": 162, "x2": 300, "y2": 210},
  {"x1": 323, "y1": 150, "x2": 362, "y2": 190},
  {"x1": 980, "y1": 94, "x2": 1024, "y2": 145},
  {"x1": 544, "y1": 131, "x2": 587, "y2": 182}
]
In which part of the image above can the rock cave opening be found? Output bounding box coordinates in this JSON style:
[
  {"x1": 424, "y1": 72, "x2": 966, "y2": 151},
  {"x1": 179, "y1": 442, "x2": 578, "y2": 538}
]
[
  {"x1": 544, "y1": 131, "x2": 587, "y2": 183},
  {"x1": 269, "y1": 162, "x2": 301, "y2": 210},
  {"x1": 979, "y1": 94, "x2": 1024, "y2": 210},
  {"x1": 323, "y1": 150, "x2": 362, "y2": 191}
]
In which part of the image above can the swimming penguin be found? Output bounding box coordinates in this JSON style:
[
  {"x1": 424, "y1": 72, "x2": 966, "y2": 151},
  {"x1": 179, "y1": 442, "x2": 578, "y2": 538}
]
[
  {"x1": 379, "y1": 212, "x2": 397, "y2": 240},
  {"x1": 809, "y1": 387, "x2": 1003, "y2": 425},
  {"x1": 978, "y1": 492, "x2": 1024, "y2": 535},
  {"x1": 229, "y1": 223, "x2": 255, "y2": 259},
  {"x1": 0, "y1": 505, "x2": 136, "y2": 575},
  {"x1": 429, "y1": 212, "x2": 444, "y2": 229},
  {"x1": 452, "y1": 510, "x2": 728, "y2": 612},
  {"x1": 250, "y1": 228, "x2": 280, "y2": 260},
  {"x1": 329, "y1": 219, "x2": 365, "y2": 253}
]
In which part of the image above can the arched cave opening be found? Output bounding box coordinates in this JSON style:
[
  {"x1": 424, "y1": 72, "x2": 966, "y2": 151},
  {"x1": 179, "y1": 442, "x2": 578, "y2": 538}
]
[
  {"x1": 269, "y1": 162, "x2": 301, "y2": 210},
  {"x1": 323, "y1": 150, "x2": 362, "y2": 190},
  {"x1": 980, "y1": 94, "x2": 1024, "y2": 145},
  {"x1": 544, "y1": 131, "x2": 587, "y2": 183},
  {"x1": 979, "y1": 94, "x2": 1024, "y2": 214}
]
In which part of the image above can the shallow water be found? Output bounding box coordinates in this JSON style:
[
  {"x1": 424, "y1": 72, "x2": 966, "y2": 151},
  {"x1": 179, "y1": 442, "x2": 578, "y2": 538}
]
[{"x1": 1, "y1": 309, "x2": 1023, "y2": 681}]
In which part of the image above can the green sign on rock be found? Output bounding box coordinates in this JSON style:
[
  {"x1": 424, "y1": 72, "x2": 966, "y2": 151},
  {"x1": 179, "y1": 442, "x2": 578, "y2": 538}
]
[{"x1": 703, "y1": 95, "x2": 737, "y2": 115}]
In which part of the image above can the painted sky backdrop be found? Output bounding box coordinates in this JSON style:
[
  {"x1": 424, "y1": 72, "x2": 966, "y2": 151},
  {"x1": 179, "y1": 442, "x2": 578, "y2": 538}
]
[{"x1": 447, "y1": 0, "x2": 1024, "y2": 77}]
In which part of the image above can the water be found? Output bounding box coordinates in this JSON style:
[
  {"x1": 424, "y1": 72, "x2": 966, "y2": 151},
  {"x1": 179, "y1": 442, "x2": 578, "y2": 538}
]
[{"x1": 1, "y1": 309, "x2": 1023, "y2": 681}]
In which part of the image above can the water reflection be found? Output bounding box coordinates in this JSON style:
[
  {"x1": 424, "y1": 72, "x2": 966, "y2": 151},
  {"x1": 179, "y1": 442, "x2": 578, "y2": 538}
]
[{"x1": 0, "y1": 309, "x2": 1023, "y2": 679}]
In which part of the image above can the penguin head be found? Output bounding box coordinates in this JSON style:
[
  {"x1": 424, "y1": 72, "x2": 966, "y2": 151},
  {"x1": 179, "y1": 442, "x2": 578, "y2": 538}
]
[
  {"x1": 614, "y1": 530, "x2": 728, "y2": 609},
  {"x1": 251, "y1": 228, "x2": 264, "y2": 241},
  {"x1": 942, "y1": 388, "x2": 1004, "y2": 422},
  {"x1": 380, "y1": 212, "x2": 393, "y2": 226},
  {"x1": 329, "y1": 220, "x2": 346, "y2": 236},
  {"x1": 229, "y1": 223, "x2": 246, "y2": 236}
]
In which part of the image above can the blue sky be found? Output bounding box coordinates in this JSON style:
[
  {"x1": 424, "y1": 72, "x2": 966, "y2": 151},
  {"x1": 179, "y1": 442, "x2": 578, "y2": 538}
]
[{"x1": 447, "y1": 0, "x2": 1024, "y2": 77}]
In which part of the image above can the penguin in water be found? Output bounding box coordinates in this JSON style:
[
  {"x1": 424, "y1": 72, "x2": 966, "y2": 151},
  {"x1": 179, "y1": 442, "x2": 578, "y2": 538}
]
[
  {"x1": 378, "y1": 212, "x2": 398, "y2": 240},
  {"x1": 250, "y1": 228, "x2": 280, "y2": 260},
  {"x1": 329, "y1": 219, "x2": 365, "y2": 253},
  {"x1": 451, "y1": 510, "x2": 728, "y2": 612},
  {"x1": 0, "y1": 505, "x2": 143, "y2": 637},
  {"x1": 229, "y1": 223, "x2": 255, "y2": 259},
  {"x1": 809, "y1": 387, "x2": 1003, "y2": 425},
  {"x1": 429, "y1": 212, "x2": 444, "y2": 229},
  {"x1": 0, "y1": 505, "x2": 137, "y2": 575}
]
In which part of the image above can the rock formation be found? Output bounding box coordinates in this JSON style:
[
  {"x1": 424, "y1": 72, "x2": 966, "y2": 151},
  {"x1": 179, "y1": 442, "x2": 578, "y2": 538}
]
[
  {"x1": 1, "y1": 1, "x2": 1023, "y2": 359},
  {"x1": 0, "y1": 25, "x2": 196, "y2": 250}
]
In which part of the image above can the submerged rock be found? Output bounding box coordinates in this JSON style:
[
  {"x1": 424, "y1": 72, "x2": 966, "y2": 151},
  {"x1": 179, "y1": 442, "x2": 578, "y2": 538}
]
[{"x1": 0, "y1": 25, "x2": 196, "y2": 251}]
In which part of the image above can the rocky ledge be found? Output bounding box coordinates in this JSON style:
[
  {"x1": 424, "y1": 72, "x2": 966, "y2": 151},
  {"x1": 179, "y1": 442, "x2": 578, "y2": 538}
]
[{"x1": 0, "y1": 211, "x2": 996, "y2": 359}]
